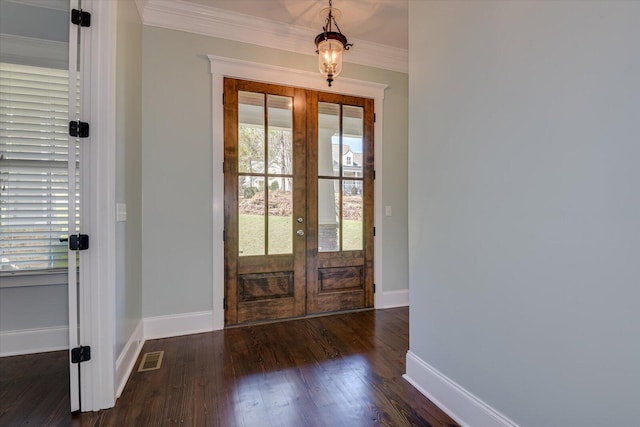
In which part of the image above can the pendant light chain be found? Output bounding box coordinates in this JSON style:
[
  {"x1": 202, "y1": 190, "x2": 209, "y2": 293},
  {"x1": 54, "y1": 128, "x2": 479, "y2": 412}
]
[{"x1": 323, "y1": 0, "x2": 346, "y2": 41}]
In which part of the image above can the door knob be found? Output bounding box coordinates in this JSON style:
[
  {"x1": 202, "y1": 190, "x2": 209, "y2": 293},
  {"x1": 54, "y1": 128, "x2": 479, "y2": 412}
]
[
  {"x1": 296, "y1": 229, "x2": 305, "y2": 236},
  {"x1": 297, "y1": 217, "x2": 304, "y2": 223}
]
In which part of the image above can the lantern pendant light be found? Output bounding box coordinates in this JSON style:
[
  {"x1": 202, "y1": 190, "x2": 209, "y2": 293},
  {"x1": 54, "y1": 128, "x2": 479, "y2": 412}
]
[{"x1": 314, "y1": 0, "x2": 353, "y2": 87}]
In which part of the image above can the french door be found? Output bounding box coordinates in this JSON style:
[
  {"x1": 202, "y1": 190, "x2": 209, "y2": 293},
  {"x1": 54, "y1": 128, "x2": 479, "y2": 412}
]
[{"x1": 224, "y1": 78, "x2": 374, "y2": 326}]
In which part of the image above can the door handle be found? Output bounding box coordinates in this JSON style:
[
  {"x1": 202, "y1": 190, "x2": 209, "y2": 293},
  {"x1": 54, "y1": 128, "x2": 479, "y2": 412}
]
[
  {"x1": 297, "y1": 217, "x2": 304, "y2": 223},
  {"x1": 296, "y1": 229, "x2": 305, "y2": 236}
]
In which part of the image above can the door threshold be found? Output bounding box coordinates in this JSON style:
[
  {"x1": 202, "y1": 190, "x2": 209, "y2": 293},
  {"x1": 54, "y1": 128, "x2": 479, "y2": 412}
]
[{"x1": 225, "y1": 307, "x2": 374, "y2": 329}]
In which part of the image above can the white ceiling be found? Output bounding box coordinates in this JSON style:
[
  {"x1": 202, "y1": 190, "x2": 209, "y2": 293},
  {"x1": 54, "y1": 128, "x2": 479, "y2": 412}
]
[{"x1": 183, "y1": 0, "x2": 408, "y2": 50}]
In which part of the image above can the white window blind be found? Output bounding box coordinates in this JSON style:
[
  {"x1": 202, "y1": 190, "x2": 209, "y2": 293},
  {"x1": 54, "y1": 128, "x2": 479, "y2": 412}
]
[{"x1": 0, "y1": 62, "x2": 77, "y2": 272}]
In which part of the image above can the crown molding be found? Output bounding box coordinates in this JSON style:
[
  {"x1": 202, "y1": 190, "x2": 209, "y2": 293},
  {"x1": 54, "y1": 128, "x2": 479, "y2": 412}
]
[{"x1": 137, "y1": 0, "x2": 407, "y2": 74}]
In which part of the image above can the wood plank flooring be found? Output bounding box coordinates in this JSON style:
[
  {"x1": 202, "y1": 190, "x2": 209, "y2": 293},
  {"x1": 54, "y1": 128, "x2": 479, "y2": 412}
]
[{"x1": 0, "y1": 308, "x2": 459, "y2": 427}]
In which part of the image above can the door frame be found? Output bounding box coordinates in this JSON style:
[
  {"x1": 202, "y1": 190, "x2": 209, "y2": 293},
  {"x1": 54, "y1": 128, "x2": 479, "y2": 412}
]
[{"x1": 209, "y1": 55, "x2": 387, "y2": 330}]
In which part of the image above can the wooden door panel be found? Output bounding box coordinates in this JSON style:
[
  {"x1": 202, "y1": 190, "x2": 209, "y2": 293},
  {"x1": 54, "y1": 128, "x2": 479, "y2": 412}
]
[
  {"x1": 224, "y1": 79, "x2": 306, "y2": 325},
  {"x1": 306, "y1": 94, "x2": 375, "y2": 315},
  {"x1": 238, "y1": 271, "x2": 294, "y2": 301},
  {"x1": 317, "y1": 251, "x2": 364, "y2": 267},
  {"x1": 314, "y1": 292, "x2": 365, "y2": 313},
  {"x1": 318, "y1": 266, "x2": 363, "y2": 291},
  {"x1": 238, "y1": 254, "x2": 293, "y2": 273},
  {"x1": 237, "y1": 298, "x2": 299, "y2": 324}
]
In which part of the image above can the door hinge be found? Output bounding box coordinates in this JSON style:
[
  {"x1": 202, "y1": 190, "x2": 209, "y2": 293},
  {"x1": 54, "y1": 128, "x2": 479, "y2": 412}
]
[
  {"x1": 373, "y1": 227, "x2": 376, "y2": 236},
  {"x1": 69, "y1": 234, "x2": 89, "y2": 250},
  {"x1": 71, "y1": 9, "x2": 91, "y2": 27},
  {"x1": 373, "y1": 170, "x2": 376, "y2": 180},
  {"x1": 223, "y1": 298, "x2": 227, "y2": 310},
  {"x1": 71, "y1": 345, "x2": 91, "y2": 363},
  {"x1": 374, "y1": 113, "x2": 376, "y2": 123},
  {"x1": 222, "y1": 161, "x2": 225, "y2": 173},
  {"x1": 69, "y1": 121, "x2": 89, "y2": 138},
  {"x1": 374, "y1": 283, "x2": 376, "y2": 293}
]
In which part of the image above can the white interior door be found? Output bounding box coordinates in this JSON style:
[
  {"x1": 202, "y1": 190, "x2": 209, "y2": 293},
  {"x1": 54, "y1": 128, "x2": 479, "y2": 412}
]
[
  {"x1": 67, "y1": 0, "x2": 87, "y2": 411},
  {"x1": 67, "y1": 0, "x2": 79, "y2": 411},
  {"x1": 0, "y1": 0, "x2": 87, "y2": 412}
]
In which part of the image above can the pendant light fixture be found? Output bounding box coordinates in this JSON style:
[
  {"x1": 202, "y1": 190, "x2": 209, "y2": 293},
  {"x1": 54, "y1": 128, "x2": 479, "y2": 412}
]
[{"x1": 315, "y1": 0, "x2": 353, "y2": 87}]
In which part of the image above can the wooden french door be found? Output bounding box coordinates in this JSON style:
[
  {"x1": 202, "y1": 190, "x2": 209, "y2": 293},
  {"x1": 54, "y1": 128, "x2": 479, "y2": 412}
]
[
  {"x1": 224, "y1": 78, "x2": 374, "y2": 326},
  {"x1": 305, "y1": 91, "x2": 375, "y2": 315}
]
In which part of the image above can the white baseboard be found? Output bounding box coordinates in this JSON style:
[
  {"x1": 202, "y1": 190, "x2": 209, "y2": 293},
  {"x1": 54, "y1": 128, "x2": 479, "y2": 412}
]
[
  {"x1": 404, "y1": 351, "x2": 519, "y2": 427},
  {"x1": 143, "y1": 310, "x2": 214, "y2": 340},
  {"x1": 375, "y1": 289, "x2": 409, "y2": 309},
  {"x1": 0, "y1": 326, "x2": 68, "y2": 357},
  {"x1": 115, "y1": 320, "x2": 144, "y2": 398}
]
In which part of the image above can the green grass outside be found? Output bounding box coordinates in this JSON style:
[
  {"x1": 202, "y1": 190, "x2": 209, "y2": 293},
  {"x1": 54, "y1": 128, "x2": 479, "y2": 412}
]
[{"x1": 239, "y1": 214, "x2": 363, "y2": 256}]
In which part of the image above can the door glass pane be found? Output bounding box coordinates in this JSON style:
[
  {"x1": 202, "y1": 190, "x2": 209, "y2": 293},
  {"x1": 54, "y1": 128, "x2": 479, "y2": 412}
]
[
  {"x1": 238, "y1": 177, "x2": 265, "y2": 256},
  {"x1": 318, "y1": 102, "x2": 339, "y2": 177},
  {"x1": 267, "y1": 95, "x2": 293, "y2": 175},
  {"x1": 342, "y1": 181, "x2": 363, "y2": 251},
  {"x1": 318, "y1": 178, "x2": 340, "y2": 252},
  {"x1": 342, "y1": 106, "x2": 363, "y2": 178},
  {"x1": 238, "y1": 91, "x2": 265, "y2": 173},
  {"x1": 268, "y1": 178, "x2": 292, "y2": 255},
  {"x1": 267, "y1": 95, "x2": 293, "y2": 254}
]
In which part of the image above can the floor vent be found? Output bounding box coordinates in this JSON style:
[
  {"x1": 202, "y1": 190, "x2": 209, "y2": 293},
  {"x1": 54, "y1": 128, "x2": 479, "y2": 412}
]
[{"x1": 138, "y1": 350, "x2": 164, "y2": 372}]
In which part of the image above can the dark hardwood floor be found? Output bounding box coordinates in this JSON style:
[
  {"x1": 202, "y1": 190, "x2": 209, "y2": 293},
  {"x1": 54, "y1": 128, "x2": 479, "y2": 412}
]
[{"x1": 0, "y1": 308, "x2": 459, "y2": 427}]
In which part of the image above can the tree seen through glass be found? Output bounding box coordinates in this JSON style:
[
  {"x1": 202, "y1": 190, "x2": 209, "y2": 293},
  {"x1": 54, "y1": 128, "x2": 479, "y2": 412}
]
[{"x1": 238, "y1": 92, "x2": 294, "y2": 256}]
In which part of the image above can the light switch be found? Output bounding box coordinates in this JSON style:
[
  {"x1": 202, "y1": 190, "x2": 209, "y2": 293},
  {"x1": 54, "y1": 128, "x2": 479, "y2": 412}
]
[
  {"x1": 116, "y1": 202, "x2": 127, "y2": 222},
  {"x1": 385, "y1": 205, "x2": 392, "y2": 217}
]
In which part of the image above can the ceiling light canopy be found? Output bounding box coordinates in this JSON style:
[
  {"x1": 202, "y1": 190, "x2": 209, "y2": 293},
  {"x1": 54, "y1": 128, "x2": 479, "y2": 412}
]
[{"x1": 314, "y1": 0, "x2": 352, "y2": 87}]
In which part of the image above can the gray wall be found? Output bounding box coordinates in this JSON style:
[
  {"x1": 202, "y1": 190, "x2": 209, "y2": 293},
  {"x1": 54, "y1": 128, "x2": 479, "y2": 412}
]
[
  {"x1": 0, "y1": 284, "x2": 67, "y2": 330},
  {"x1": 408, "y1": 1, "x2": 640, "y2": 426},
  {"x1": 115, "y1": 0, "x2": 143, "y2": 357},
  {"x1": 141, "y1": 26, "x2": 408, "y2": 317}
]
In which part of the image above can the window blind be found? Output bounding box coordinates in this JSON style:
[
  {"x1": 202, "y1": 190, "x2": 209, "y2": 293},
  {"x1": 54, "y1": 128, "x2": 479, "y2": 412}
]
[{"x1": 0, "y1": 62, "x2": 76, "y2": 272}]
